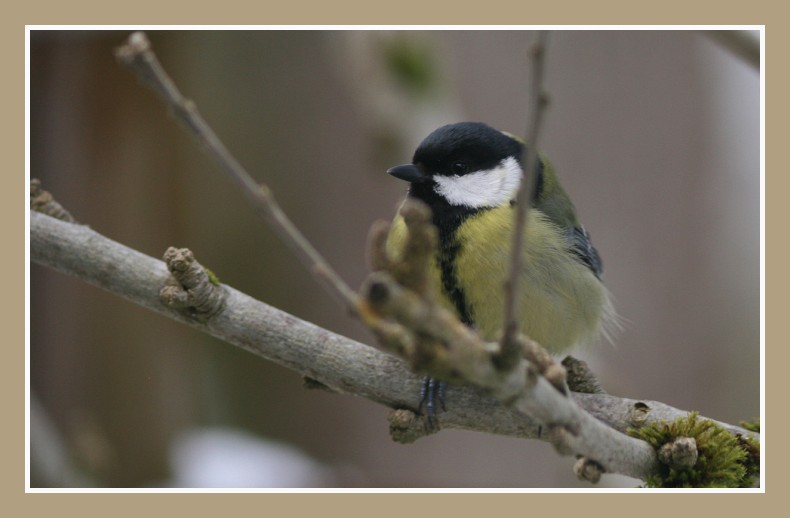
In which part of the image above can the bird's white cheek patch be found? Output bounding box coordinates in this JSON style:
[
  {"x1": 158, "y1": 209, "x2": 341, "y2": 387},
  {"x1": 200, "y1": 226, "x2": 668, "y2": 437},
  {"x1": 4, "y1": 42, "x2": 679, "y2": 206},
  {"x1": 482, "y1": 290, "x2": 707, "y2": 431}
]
[{"x1": 433, "y1": 157, "x2": 523, "y2": 208}]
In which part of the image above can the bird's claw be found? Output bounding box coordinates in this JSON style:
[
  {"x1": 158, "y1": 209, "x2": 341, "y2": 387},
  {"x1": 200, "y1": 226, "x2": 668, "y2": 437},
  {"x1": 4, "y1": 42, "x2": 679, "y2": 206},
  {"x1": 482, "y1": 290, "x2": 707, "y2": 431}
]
[{"x1": 418, "y1": 376, "x2": 447, "y2": 432}]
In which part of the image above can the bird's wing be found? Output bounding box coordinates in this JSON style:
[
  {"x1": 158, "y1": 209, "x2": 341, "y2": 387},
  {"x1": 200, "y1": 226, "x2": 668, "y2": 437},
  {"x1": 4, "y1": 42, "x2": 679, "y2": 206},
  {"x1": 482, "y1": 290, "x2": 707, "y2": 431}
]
[{"x1": 567, "y1": 226, "x2": 603, "y2": 280}]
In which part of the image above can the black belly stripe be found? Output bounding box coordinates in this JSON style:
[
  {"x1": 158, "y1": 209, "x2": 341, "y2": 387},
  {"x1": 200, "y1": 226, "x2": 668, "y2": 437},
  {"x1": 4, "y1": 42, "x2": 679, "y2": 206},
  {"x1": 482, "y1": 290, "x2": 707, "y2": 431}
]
[
  {"x1": 439, "y1": 237, "x2": 473, "y2": 325},
  {"x1": 433, "y1": 209, "x2": 480, "y2": 326},
  {"x1": 408, "y1": 175, "x2": 524, "y2": 327}
]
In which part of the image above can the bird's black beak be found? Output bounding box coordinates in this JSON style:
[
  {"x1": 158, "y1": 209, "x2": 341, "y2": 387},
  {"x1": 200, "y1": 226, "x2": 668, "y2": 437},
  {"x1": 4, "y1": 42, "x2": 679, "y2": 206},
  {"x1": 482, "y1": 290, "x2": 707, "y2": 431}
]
[{"x1": 387, "y1": 163, "x2": 426, "y2": 183}]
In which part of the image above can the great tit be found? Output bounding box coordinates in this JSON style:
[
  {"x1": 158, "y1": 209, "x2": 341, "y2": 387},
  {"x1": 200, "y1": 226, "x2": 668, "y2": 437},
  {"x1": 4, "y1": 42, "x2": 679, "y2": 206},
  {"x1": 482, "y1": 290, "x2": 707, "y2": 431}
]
[{"x1": 385, "y1": 122, "x2": 616, "y2": 423}]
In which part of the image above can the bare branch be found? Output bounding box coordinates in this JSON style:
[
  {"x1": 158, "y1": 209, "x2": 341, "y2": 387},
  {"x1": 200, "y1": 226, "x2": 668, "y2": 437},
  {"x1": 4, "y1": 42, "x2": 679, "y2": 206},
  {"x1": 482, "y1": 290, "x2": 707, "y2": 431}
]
[
  {"x1": 499, "y1": 30, "x2": 551, "y2": 370},
  {"x1": 114, "y1": 31, "x2": 359, "y2": 311}
]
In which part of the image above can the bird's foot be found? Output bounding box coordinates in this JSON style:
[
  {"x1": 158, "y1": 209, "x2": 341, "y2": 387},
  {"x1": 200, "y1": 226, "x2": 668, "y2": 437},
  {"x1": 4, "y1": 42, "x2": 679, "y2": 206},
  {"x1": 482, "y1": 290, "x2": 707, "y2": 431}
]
[{"x1": 418, "y1": 376, "x2": 447, "y2": 432}]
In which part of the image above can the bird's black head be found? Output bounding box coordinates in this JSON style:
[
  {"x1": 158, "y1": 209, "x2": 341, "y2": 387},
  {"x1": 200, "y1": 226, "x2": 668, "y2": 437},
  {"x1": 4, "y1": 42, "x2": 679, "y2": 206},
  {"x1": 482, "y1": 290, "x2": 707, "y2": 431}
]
[
  {"x1": 388, "y1": 122, "x2": 525, "y2": 211},
  {"x1": 412, "y1": 122, "x2": 523, "y2": 177}
]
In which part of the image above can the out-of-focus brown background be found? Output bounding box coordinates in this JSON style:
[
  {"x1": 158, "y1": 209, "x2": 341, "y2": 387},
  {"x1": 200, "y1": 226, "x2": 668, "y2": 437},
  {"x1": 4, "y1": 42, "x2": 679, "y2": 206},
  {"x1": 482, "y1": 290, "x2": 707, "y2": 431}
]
[{"x1": 29, "y1": 29, "x2": 760, "y2": 488}]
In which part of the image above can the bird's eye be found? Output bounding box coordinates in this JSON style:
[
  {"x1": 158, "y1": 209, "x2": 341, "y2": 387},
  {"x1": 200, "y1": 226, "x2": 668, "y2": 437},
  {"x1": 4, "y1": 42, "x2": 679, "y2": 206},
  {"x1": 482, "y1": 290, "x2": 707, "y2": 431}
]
[{"x1": 451, "y1": 161, "x2": 469, "y2": 175}]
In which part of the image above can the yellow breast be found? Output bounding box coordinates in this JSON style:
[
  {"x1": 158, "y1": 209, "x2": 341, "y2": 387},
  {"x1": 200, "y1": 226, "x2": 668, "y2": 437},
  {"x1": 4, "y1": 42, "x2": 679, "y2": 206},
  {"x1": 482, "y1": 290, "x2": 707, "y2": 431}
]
[
  {"x1": 455, "y1": 207, "x2": 608, "y2": 350},
  {"x1": 386, "y1": 206, "x2": 610, "y2": 352}
]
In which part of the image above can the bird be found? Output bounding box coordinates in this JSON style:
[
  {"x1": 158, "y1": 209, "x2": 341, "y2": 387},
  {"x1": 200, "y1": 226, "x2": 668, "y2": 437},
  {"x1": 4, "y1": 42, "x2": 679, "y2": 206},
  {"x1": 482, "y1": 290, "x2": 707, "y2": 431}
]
[{"x1": 385, "y1": 121, "x2": 616, "y2": 427}]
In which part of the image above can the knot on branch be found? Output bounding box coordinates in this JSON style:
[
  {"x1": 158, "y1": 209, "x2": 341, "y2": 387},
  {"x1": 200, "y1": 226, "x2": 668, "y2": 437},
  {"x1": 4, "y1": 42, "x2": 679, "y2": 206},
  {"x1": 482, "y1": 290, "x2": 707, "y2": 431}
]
[
  {"x1": 546, "y1": 423, "x2": 581, "y2": 456},
  {"x1": 388, "y1": 408, "x2": 434, "y2": 443},
  {"x1": 159, "y1": 247, "x2": 226, "y2": 320},
  {"x1": 563, "y1": 356, "x2": 606, "y2": 394},
  {"x1": 114, "y1": 31, "x2": 151, "y2": 63},
  {"x1": 574, "y1": 457, "x2": 604, "y2": 484},
  {"x1": 658, "y1": 437, "x2": 698, "y2": 471},
  {"x1": 114, "y1": 32, "x2": 167, "y2": 99},
  {"x1": 30, "y1": 179, "x2": 76, "y2": 223},
  {"x1": 629, "y1": 402, "x2": 651, "y2": 427}
]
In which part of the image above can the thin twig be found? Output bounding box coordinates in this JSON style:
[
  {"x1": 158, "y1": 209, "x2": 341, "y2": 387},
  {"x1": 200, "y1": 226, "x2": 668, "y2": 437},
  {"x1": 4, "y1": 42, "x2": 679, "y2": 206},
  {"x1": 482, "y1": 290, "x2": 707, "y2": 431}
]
[
  {"x1": 114, "y1": 32, "x2": 359, "y2": 311},
  {"x1": 498, "y1": 31, "x2": 550, "y2": 368}
]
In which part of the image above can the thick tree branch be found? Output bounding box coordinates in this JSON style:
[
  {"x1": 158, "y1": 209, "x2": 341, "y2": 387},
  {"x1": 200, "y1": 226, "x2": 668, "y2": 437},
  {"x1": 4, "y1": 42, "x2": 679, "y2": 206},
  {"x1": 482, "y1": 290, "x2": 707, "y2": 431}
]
[
  {"x1": 31, "y1": 210, "x2": 409, "y2": 408},
  {"x1": 30, "y1": 209, "x2": 756, "y2": 483}
]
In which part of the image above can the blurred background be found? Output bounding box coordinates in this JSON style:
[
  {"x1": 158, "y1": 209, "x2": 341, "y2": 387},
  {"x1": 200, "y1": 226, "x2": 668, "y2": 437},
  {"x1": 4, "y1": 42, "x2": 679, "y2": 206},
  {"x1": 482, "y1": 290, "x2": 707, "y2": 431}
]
[{"x1": 29, "y1": 29, "x2": 760, "y2": 488}]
